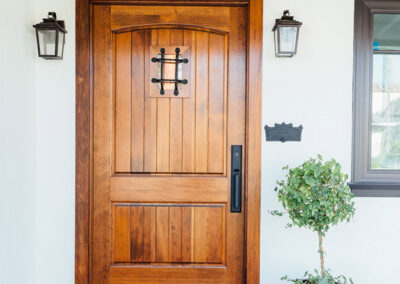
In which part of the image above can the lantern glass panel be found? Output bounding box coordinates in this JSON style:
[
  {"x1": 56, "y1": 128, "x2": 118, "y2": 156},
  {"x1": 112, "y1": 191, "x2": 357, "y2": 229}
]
[
  {"x1": 57, "y1": 31, "x2": 65, "y2": 58},
  {"x1": 38, "y1": 29, "x2": 56, "y2": 56},
  {"x1": 279, "y1": 26, "x2": 298, "y2": 53}
]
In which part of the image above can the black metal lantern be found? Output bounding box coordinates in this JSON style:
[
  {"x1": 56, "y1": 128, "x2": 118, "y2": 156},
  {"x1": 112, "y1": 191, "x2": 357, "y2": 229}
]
[
  {"x1": 272, "y1": 10, "x2": 302, "y2": 57},
  {"x1": 33, "y1": 12, "x2": 67, "y2": 60}
]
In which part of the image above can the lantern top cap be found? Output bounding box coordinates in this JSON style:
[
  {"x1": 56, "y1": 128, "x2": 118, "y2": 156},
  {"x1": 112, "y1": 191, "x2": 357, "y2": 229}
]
[
  {"x1": 272, "y1": 10, "x2": 302, "y2": 31},
  {"x1": 33, "y1": 12, "x2": 67, "y2": 33}
]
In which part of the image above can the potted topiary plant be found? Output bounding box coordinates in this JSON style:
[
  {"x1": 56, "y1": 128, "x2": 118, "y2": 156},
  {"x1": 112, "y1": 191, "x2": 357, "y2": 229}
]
[{"x1": 271, "y1": 155, "x2": 355, "y2": 284}]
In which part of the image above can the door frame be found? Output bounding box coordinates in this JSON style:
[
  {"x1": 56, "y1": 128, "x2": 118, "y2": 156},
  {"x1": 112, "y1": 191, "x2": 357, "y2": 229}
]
[{"x1": 75, "y1": 0, "x2": 263, "y2": 283}]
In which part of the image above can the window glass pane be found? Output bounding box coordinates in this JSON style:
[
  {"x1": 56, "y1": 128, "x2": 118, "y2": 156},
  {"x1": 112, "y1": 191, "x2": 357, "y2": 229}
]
[
  {"x1": 57, "y1": 31, "x2": 65, "y2": 58},
  {"x1": 156, "y1": 54, "x2": 183, "y2": 90},
  {"x1": 371, "y1": 54, "x2": 400, "y2": 169},
  {"x1": 38, "y1": 30, "x2": 56, "y2": 56},
  {"x1": 373, "y1": 14, "x2": 400, "y2": 51},
  {"x1": 278, "y1": 26, "x2": 297, "y2": 53}
]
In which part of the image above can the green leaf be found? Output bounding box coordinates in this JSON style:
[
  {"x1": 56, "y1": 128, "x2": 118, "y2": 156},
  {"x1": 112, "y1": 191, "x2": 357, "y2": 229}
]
[{"x1": 273, "y1": 156, "x2": 355, "y2": 233}]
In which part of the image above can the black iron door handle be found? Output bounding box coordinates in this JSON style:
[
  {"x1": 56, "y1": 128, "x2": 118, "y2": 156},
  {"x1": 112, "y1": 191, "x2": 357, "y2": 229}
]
[
  {"x1": 234, "y1": 174, "x2": 240, "y2": 209},
  {"x1": 231, "y1": 145, "x2": 242, "y2": 213}
]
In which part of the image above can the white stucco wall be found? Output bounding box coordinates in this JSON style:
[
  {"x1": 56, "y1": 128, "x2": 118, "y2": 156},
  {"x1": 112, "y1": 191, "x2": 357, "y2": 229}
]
[
  {"x1": 2, "y1": 0, "x2": 400, "y2": 283},
  {"x1": 0, "y1": 1, "x2": 37, "y2": 283},
  {"x1": 34, "y1": 1, "x2": 75, "y2": 283},
  {"x1": 261, "y1": 1, "x2": 400, "y2": 284},
  {"x1": 1, "y1": 1, "x2": 75, "y2": 284}
]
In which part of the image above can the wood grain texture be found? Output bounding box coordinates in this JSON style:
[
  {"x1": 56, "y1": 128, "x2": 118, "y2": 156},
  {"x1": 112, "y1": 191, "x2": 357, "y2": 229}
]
[
  {"x1": 77, "y1": 3, "x2": 262, "y2": 283},
  {"x1": 246, "y1": 0, "x2": 263, "y2": 282},
  {"x1": 75, "y1": 0, "x2": 90, "y2": 282},
  {"x1": 143, "y1": 29, "x2": 158, "y2": 172},
  {"x1": 169, "y1": 30, "x2": 184, "y2": 172},
  {"x1": 181, "y1": 207, "x2": 193, "y2": 262},
  {"x1": 111, "y1": 6, "x2": 231, "y2": 32},
  {"x1": 169, "y1": 207, "x2": 182, "y2": 262},
  {"x1": 114, "y1": 206, "x2": 131, "y2": 262},
  {"x1": 143, "y1": 206, "x2": 156, "y2": 262},
  {"x1": 131, "y1": 30, "x2": 145, "y2": 172},
  {"x1": 92, "y1": 5, "x2": 112, "y2": 283},
  {"x1": 208, "y1": 33, "x2": 225, "y2": 173},
  {"x1": 182, "y1": 29, "x2": 196, "y2": 173},
  {"x1": 110, "y1": 176, "x2": 228, "y2": 202},
  {"x1": 130, "y1": 206, "x2": 144, "y2": 261},
  {"x1": 113, "y1": 204, "x2": 225, "y2": 264},
  {"x1": 155, "y1": 206, "x2": 170, "y2": 262},
  {"x1": 194, "y1": 206, "x2": 208, "y2": 262},
  {"x1": 225, "y1": 8, "x2": 246, "y2": 283},
  {"x1": 114, "y1": 28, "x2": 227, "y2": 174},
  {"x1": 110, "y1": 266, "x2": 227, "y2": 284},
  {"x1": 115, "y1": 32, "x2": 132, "y2": 172},
  {"x1": 195, "y1": 31, "x2": 209, "y2": 173},
  {"x1": 207, "y1": 206, "x2": 224, "y2": 263},
  {"x1": 96, "y1": 0, "x2": 248, "y2": 5},
  {"x1": 155, "y1": 29, "x2": 171, "y2": 172}
]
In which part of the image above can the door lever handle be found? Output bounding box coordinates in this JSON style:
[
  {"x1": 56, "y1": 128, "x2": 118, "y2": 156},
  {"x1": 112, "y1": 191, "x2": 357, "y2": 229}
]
[
  {"x1": 231, "y1": 145, "x2": 242, "y2": 213},
  {"x1": 234, "y1": 174, "x2": 240, "y2": 209}
]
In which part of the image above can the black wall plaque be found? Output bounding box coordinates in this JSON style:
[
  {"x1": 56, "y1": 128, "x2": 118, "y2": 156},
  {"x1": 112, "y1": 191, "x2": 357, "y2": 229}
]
[{"x1": 265, "y1": 123, "x2": 303, "y2": 143}]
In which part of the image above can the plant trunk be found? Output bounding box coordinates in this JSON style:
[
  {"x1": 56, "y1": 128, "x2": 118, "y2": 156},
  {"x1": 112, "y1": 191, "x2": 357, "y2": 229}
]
[{"x1": 318, "y1": 231, "x2": 326, "y2": 277}]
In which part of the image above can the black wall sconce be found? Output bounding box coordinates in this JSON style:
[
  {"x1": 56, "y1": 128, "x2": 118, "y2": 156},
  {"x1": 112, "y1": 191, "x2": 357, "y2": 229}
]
[
  {"x1": 33, "y1": 12, "x2": 67, "y2": 60},
  {"x1": 272, "y1": 10, "x2": 302, "y2": 57}
]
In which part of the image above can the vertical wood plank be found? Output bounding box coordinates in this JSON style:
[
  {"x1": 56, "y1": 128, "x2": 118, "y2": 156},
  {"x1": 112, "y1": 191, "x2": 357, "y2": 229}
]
[
  {"x1": 181, "y1": 206, "x2": 192, "y2": 262},
  {"x1": 155, "y1": 206, "x2": 169, "y2": 262},
  {"x1": 208, "y1": 34, "x2": 225, "y2": 173},
  {"x1": 144, "y1": 29, "x2": 157, "y2": 172},
  {"x1": 131, "y1": 31, "x2": 145, "y2": 172},
  {"x1": 182, "y1": 30, "x2": 196, "y2": 172},
  {"x1": 75, "y1": 0, "x2": 90, "y2": 280},
  {"x1": 143, "y1": 206, "x2": 156, "y2": 262},
  {"x1": 170, "y1": 29, "x2": 184, "y2": 172},
  {"x1": 130, "y1": 206, "x2": 144, "y2": 262},
  {"x1": 92, "y1": 6, "x2": 112, "y2": 283},
  {"x1": 114, "y1": 206, "x2": 131, "y2": 262},
  {"x1": 226, "y1": 8, "x2": 247, "y2": 284},
  {"x1": 115, "y1": 32, "x2": 132, "y2": 172},
  {"x1": 247, "y1": 1, "x2": 263, "y2": 282},
  {"x1": 191, "y1": 207, "x2": 195, "y2": 262},
  {"x1": 207, "y1": 207, "x2": 223, "y2": 263},
  {"x1": 195, "y1": 31, "x2": 209, "y2": 173},
  {"x1": 112, "y1": 205, "x2": 116, "y2": 262},
  {"x1": 156, "y1": 29, "x2": 171, "y2": 172},
  {"x1": 169, "y1": 207, "x2": 182, "y2": 262},
  {"x1": 194, "y1": 207, "x2": 208, "y2": 262}
]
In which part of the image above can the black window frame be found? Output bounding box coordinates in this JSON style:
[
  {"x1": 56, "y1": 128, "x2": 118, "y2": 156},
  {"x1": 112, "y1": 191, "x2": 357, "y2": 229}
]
[{"x1": 351, "y1": 0, "x2": 400, "y2": 197}]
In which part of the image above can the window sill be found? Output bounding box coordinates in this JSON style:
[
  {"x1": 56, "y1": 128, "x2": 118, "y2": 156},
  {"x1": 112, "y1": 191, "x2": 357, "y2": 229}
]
[{"x1": 349, "y1": 182, "x2": 400, "y2": 197}]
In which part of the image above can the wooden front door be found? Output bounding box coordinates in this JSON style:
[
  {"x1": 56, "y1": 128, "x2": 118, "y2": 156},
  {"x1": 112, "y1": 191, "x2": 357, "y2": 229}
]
[{"x1": 92, "y1": 5, "x2": 247, "y2": 283}]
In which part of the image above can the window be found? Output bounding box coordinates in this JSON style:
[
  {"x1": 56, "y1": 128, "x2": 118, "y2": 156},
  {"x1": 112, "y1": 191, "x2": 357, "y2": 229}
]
[
  {"x1": 371, "y1": 14, "x2": 400, "y2": 170},
  {"x1": 352, "y1": 0, "x2": 400, "y2": 196}
]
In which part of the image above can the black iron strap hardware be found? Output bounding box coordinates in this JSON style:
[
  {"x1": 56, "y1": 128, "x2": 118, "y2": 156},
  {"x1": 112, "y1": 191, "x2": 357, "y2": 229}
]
[{"x1": 151, "y1": 48, "x2": 189, "y2": 96}]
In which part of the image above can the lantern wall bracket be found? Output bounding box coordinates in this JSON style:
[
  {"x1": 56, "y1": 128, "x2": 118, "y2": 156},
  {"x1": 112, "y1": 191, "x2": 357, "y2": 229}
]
[
  {"x1": 34, "y1": 12, "x2": 67, "y2": 32},
  {"x1": 151, "y1": 47, "x2": 189, "y2": 96},
  {"x1": 272, "y1": 10, "x2": 302, "y2": 31}
]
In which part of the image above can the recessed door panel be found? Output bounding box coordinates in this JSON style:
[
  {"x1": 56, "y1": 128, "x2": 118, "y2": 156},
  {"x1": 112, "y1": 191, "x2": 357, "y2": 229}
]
[
  {"x1": 112, "y1": 204, "x2": 225, "y2": 264},
  {"x1": 113, "y1": 28, "x2": 227, "y2": 174}
]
